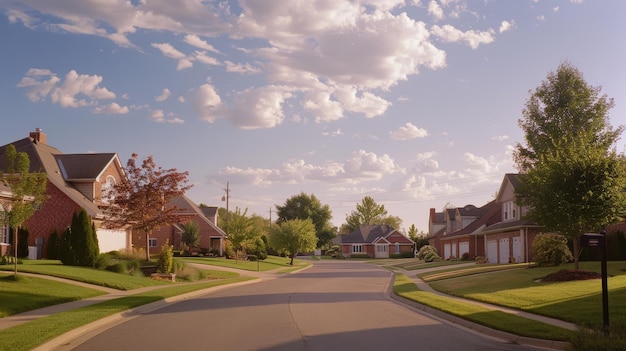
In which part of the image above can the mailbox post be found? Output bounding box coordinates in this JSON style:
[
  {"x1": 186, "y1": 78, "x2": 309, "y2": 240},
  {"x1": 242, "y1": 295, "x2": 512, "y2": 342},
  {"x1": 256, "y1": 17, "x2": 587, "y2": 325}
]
[{"x1": 581, "y1": 231, "x2": 609, "y2": 335}]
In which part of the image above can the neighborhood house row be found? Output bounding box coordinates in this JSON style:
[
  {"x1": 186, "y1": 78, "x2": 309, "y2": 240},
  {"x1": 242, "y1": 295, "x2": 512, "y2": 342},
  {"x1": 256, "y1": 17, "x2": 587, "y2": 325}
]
[{"x1": 2, "y1": 130, "x2": 625, "y2": 262}]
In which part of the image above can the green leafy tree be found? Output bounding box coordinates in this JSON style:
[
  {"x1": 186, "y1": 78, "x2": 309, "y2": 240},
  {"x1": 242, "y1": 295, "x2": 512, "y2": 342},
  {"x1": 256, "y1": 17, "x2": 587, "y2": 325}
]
[
  {"x1": 276, "y1": 193, "x2": 335, "y2": 249},
  {"x1": 343, "y1": 196, "x2": 402, "y2": 232},
  {"x1": 416, "y1": 245, "x2": 440, "y2": 262},
  {"x1": 227, "y1": 207, "x2": 263, "y2": 260},
  {"x1": 514, "y1": 62, "x2": 626, "y2": 270},
  {"x1": 181, "y1": 220, "x2": 201, "y2": 252},
  {"x1": 104, "y1": 153, "x2": 192, "y2": 261},
  {"x1": 0, "y1": 144, "x2": 47, "y2": 275},
  {"x1": 270, "y1": 218, "x2": 317, "y2": 265},
  {"x1": 47, "y1": 229, "x2": 60, "y2": 260}
]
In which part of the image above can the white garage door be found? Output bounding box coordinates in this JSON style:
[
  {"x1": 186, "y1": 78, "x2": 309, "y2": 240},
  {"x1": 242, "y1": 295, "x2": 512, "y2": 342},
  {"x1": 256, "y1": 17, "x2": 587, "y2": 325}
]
[
  {"x1": 443, "y1": 244, "x2": 451, "y2": 260},
  {"x1": 459, "y1": 242, "x2": 469, "y2": 258},
  {"x1": 499, "y1": 238, "x2": 510, "y2": 264},
  {"x1": 487, "y1": 240, "x2": 497, "y2": 263},
  {"x1": 513, "y1": 236, "x2": 522, "y2": 263}
]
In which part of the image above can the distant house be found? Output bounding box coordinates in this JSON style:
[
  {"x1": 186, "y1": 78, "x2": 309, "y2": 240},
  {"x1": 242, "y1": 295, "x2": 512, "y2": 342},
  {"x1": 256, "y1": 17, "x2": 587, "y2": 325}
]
[
  {"x1": 427, "y1": 174, "x2": 542, "y2": 264},
  {"x1": 480, "y1": 174, "x2": 541, "y2": 264},
  {"x1": 435, "y1": 201, "x2": 501, "y2": 260},
  {"x1": 0, "y1": 129, "x2": 129, "y2": 258},
  {"x1": 427, "y1": 203, "x2": 493, "y2": 259},
  {"x1": 340, "y1": 225, "x2": 415, "y2": 258},
  {"x1": 140, "y1": 197, "x2": 226, "y2": 255}
]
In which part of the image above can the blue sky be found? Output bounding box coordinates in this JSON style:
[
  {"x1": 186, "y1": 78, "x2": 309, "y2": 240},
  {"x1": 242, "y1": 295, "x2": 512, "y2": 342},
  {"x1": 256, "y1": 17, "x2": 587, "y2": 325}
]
[{"x1": 1, "y1": 0, "x2": 624, "y2": 233}]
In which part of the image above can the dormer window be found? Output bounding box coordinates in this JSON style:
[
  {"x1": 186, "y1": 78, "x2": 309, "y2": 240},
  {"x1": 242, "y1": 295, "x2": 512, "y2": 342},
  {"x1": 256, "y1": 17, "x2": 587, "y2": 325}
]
[
  {"x1": 503, "y1": 201, "x2": 518, "y2": 221},
  {"x1": 101, "y1": 175, "x2": 116, "y2": 203}
]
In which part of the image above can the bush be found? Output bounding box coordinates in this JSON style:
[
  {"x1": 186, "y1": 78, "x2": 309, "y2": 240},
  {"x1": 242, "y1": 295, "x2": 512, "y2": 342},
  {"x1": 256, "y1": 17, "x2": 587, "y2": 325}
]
[
  {"x1": 390, "y1": 251, "x2": 414, "y2": 259},
  {"x1": 95, "y1": 253, "x2": 112, "y2": 269},
  {"x1": 533, "y1": 233, "x2": 573, "y2": 267},
  {"x1": 47, "y1": 230, "x2": 60, "y2": 260},
  {"x1": 106, "y1": 261, "x2": 128, "y2": 274},
  {"x1": 156, "y1": 240, "x2": 174, "y2": 274},
  {"x1": 18, "y1": 228, "x2": 29, "y2": 258},
  {"x1": 349, "y1": 254, "x2": 370, "y2": 259},
  {"x1": 568, "y1": 320, "x2": 626, "y2": 351},
  {"x1": 416, "y1": 245, "x2": 440, "y2": 262},
  {"x1": 461, "y1": 252, "x2": 470, "y2": 261}
]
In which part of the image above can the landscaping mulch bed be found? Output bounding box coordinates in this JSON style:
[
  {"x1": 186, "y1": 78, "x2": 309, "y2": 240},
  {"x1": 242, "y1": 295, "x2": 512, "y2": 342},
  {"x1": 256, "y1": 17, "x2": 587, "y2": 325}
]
[{"x1": 542, "y1": 269, "x2": 602, "y2": 282}]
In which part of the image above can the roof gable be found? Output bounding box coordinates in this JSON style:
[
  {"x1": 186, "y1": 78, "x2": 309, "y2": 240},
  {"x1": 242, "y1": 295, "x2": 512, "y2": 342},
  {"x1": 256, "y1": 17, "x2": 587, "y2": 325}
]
[{"x1": 55, "y1": 153, "x2": 118, "y2": 180}]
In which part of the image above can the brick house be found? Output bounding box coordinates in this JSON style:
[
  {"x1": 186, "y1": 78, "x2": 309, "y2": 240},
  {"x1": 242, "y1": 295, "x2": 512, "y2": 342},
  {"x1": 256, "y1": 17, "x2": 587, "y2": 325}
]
[
  {"x1": 428, "y1": 174, "x2": 542, "y2": 264},
  {"x1": 340, "y1": 225, "x2": 415, "y2": 258},
  {"x1": 0, "y1": 182, "x2": 15, "y2": 256},
  {"x1": 0, "y1": 129, "x2": 226, "y2": 258},
  {"x1": 135, "y1": 196, "x2": 226, "y2": 256},
  {"x1": 0, "y1": 129, "x2": 130, "y2": 258}
]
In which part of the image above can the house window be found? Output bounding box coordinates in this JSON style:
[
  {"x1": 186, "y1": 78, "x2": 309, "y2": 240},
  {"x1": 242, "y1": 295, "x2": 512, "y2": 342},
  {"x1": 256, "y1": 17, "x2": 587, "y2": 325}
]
[
  {"x1": 376, "y1": 245, "x2": 387, "y2": 253},
  {"x1": 503, "y1": 201, "x2": 517, "y2": 221},
  {"x1": 395, "y1": 242, "x2": 400, "y2": 254},
  {"x1": 149, "y1": 238, "x2": 158, "y2": 248},
  {"x1": 352, "y1": 244, "x2": 363, "y2": 253},
  {"x1": 0, "y1": 225, "x2": 7, "y2": 244}
]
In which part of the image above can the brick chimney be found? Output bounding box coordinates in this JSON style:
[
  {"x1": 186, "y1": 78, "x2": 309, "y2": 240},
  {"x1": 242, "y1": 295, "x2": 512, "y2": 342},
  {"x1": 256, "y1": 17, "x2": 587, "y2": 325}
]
[
  {"x1": 429, "y1": 208, "x2": 436, "y2": 222},
  {"x1": 29, "y1": 128, "x2": 47, "y2": 144}
]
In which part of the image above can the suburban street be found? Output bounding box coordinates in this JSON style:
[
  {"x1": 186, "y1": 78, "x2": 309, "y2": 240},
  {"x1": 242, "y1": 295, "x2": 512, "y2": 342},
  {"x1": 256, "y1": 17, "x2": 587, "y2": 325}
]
[{"x1": 65, "y1": 260, "x2": 546, "y2": 351}]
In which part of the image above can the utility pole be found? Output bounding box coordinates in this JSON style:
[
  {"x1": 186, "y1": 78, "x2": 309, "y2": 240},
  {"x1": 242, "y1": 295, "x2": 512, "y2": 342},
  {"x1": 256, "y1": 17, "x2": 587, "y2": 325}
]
[{"x1": 221, "y1": 182, "x2": 230, "y2": 234}]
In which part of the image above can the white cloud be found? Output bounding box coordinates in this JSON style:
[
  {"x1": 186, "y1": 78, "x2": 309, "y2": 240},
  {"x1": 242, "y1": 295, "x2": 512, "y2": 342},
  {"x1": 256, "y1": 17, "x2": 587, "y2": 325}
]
[
  {"x1": 344, "y1": 150, "x2": 402, "y2": 180},
  {"x1": 227, "y1": 86, "x2": 292, "y2": 129},
  {"x1": 491, "y1": 135, "x2": 509, "y2": 141},
  {"x1": 150, "y1": 109, "x2": 184, "y2": 124},
  {"x1": 428, "y1": 0, "x2": 444, "y2": 20},
  {"x1": 192, "y1": 83, "x2": 222, "y2": 123},
  {"x1": 390, "y1": 122, "x2": 428, "y2": 140},
  {"x1": 151, "y1": 42, "x2": 193, "y2": 70},
  {"x1": 431, "y1": 24, "x2": 495, "y2": 49},
  {"x1": 322, "y1": 128, "x2": 344, "y2": 137},
  {"x1": 499, "y1": 20, "x2": 515, "y2": 33},
  {"x1": 194, "y1": 51, "x2": 220, "y2": 66},
  {"x1": 155, "y1": 88, "x2": 171, "y2": 102},
  {"x1": 92, "y1": 102, "x2": 129, "y2": 114},
  {"x1": 225, "y1": 61, "x2": 261, "y2": 74},
  {"x1": 17, "y1": 69, "x2": 116, "y2": 108},
  {"x1": 183, "y1": 34, "x2": 220, "y2": 53}
]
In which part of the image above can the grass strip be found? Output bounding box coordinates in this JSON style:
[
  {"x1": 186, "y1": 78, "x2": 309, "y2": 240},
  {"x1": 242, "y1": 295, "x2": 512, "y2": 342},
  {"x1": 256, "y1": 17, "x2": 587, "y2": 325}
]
[
  {"x1": 181, "y1": 255, "x2": 310, "y2": 272},
  {"x1": 0, "y1": 274, "x2": 105, "y2": 317},
  {"x1": 419, "y1": 263, "x2": 528, "y2": 282},
  {"x1": 0, "y1": 276, "x2": 254, "y2": 351},
  {"x1": 1, "y1": 261, "x2": 168, "y2": 290},
  {"x1": 393, "y1": 274, "x2": 573, "y2": 342}
]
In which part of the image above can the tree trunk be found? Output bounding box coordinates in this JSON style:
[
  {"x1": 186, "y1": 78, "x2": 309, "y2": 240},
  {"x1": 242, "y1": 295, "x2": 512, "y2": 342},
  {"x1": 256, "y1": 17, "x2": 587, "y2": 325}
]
[
  {"x1": 13, "y1": 227, "x2": 18, "y2": 276},
  {"x1": 145, "y1": 230, "x2": 150, "y2": 261},
  {"x1": 289, "y1": 253, "x2": 294, "y2": 266},
  {"x1": 573, "y1": 236, "x2": 581, "y2": 271}
]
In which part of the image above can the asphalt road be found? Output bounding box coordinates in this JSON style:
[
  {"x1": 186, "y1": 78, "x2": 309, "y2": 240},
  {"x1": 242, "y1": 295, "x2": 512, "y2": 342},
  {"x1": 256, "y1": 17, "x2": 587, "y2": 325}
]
[{"x1": 66, "y1": 260, "x2": 546, "y2": 351}]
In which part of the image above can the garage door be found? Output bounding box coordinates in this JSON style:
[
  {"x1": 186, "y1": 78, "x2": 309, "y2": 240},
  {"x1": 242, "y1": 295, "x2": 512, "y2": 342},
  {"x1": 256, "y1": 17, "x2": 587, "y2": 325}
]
[
  {"x1": 499, "y1": 238, "x2": 510, "y2": 264},
  {"x1": 487, "y1": 240, "x2": 497, "y2": 263},
  {"x1": 459, "y1": 242, "x2": 469, "y2": 258},
  {"x1": 443, "y1": 244, "x2": 451, "y2": 260},
  {"x1": 513, "y1": 236, "x2": 522, "y2": 263}
]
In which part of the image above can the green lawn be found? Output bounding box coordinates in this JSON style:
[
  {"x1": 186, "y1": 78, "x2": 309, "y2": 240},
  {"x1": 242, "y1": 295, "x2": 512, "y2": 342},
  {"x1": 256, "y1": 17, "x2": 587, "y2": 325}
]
[
  {"x1": 0, "y1": 274, "x2": 105, "y2": 317},
  {"x1": 428, "y1": 261, "x2": 626, "y2": 326},
  {"x1": 393, "y1": 274, "x2": 573, "y2": 341},
  {"x1": 0, "y1": 276, "x2": 254, "y2": 351},
  {"x1": 0, "y1": 260, "x2": 169, "y2": 290},
  {"x1": 180, "y1": 255, "x2": 310, "y2": 273},
  {"x1": 419, "y1": 263, "x2": 529, "y2": 282}
]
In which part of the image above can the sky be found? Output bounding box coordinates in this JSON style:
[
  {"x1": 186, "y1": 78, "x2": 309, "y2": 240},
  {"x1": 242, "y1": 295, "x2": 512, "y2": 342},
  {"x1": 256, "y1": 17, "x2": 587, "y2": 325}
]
[{"x1": 0, "y1": 0, "x2": 625, "y2": 234}]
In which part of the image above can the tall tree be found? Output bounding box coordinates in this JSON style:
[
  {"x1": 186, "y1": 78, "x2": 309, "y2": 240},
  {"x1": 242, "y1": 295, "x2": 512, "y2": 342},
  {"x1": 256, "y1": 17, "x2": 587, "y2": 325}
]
[
  {"x1": 343, "y1": 196, "x2": 402, "y2": 232},
  {"x1": 104, "y1": 153, "x2": 192, "y2": 261},
  {"x1": 64, "y1": 208, "x2": 99, "y2": 267},
  {"x1": 514, "y1": 62, "x2": 626, "y2": 269},
  {"x1": 276, "y1": 192, "x2": 335, "y2": 249},
  {"x1": 270, "y1": 218, "x2": 317, "y2": 265},
  {"x1": 227, "y1": 207, "x2": 263, "y2": 259},
  {"x1": 0, "y1": 144, "x2": 47, "y2": 276}
]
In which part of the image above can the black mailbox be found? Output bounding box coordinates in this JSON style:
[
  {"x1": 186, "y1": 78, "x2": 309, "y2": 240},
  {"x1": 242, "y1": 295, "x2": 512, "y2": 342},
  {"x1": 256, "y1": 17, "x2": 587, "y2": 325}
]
[{"x1": 581, "y1": 233, "x2": 605, "y2": 247}]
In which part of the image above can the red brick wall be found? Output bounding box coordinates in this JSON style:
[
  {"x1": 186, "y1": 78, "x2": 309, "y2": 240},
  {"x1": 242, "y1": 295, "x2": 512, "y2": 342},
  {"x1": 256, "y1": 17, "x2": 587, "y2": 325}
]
[{"x1": 24, "y1": 180, "x2": 82, "y2": 258}]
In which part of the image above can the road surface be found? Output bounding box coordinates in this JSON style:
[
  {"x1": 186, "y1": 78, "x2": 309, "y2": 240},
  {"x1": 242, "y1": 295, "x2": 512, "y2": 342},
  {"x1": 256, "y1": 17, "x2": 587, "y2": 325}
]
[{"x1": 66, "y1": 260, "x2": 547, "y2": 351}]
